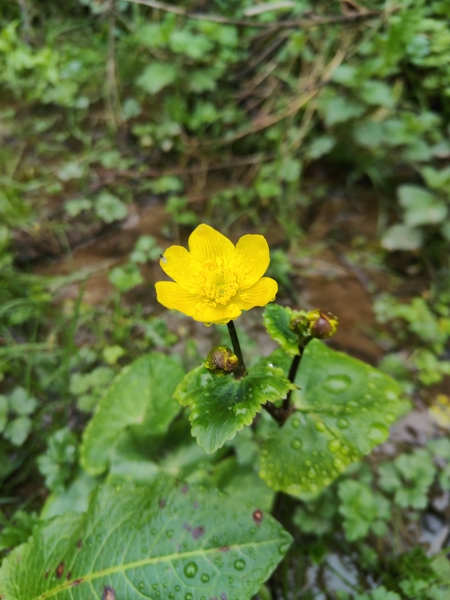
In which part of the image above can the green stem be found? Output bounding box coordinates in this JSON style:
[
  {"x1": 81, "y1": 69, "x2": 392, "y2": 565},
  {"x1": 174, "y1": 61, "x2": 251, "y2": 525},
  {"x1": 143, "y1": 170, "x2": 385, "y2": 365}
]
[
  {"x1": 266, "y1": 336, "x2": 312, "y2": 425},
  {"x1": 227, "y1": 321, "x2": 247, "y2": 378}
]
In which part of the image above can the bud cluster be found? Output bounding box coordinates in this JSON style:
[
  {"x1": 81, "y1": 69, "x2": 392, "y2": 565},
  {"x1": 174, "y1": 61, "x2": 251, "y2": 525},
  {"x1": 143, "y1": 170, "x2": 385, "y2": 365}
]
[{"x1": 289, "y1": 309, "x2": 338, "y2": 343}]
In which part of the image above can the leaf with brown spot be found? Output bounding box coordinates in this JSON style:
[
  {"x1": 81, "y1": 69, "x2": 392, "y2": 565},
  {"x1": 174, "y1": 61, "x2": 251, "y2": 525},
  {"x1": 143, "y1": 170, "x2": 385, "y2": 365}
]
[
  {"x1": 0, "y1": 478, "x2": 291, "y2": 600},
  {"x1": 102, "y1": 586, "x2": 116, "y2": 600}
]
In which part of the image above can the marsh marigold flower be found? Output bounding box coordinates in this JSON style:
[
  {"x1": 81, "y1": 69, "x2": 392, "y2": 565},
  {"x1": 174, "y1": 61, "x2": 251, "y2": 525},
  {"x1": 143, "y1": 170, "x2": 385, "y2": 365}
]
[{"x1": 155, "y1": 224, "x2": 278, "y2": 324}]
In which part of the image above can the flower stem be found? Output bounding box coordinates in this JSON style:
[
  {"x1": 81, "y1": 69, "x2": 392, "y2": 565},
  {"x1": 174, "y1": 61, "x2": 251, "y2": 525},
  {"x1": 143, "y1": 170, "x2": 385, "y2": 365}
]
[
  {"x1": 265, "y1": 336, "x2": 312, "y2": 425},
  {"x1": 227, "y1": 321, "x2": 247, "y2": 378}
]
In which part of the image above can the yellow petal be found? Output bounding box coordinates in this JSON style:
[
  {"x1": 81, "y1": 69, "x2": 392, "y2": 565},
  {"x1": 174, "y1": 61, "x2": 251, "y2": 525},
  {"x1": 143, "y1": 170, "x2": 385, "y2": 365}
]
[
  {"x1": 232, "y1": 234, "x2": 270, "y2": 288},
  {"x1": 236, "y1": 277, "x2": 278, "y2": 310},
  {"x1": 188, "y1": 224, "x2": 235, "y2": 265},
  {"x1": 160, "y1": 245, "x2": 201, "y2": 292},
  {"x1": 199, "y1": 303, "x2": 242, "y2": 325},
  {"x1": 155, "y1": 282, "x2": 201, "y2": 317},
  {"x1": 155, "y1": 282, "x2": 241, "y2": 324}
]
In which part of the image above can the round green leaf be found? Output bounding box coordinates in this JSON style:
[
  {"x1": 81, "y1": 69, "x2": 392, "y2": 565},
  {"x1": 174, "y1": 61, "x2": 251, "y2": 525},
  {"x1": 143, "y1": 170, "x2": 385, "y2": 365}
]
[
  {"x1": 81, "y1": 353, "x2": 184, "y2": 475},
  {"x1": 3, "y1": 416, "x2": 32, "y2": 446},
  {"x1": 0, "y1": 478, "x2": 292, "y2": 600},
  {"x1": 260, "y1": 340, "x2": 408, "y2": 496},
  {"x1": 175, "y1": 359, "x2": 294, "y2": 454},
  {"x1": 263, "y1": 304, "x2": 304, "y2": 356}
]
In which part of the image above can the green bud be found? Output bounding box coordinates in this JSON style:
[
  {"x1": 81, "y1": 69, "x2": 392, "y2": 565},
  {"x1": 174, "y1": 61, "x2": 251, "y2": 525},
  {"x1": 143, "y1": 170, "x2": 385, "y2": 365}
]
[
  {"x1": 289, "y1": 315, "x2": 310, "y2": 337},
  {"x1": 306, "y1": 309, "x2": 338, "y2": 339},
  {"x1": 205, "y1": 346, "x2": 239, "y2": 377}
]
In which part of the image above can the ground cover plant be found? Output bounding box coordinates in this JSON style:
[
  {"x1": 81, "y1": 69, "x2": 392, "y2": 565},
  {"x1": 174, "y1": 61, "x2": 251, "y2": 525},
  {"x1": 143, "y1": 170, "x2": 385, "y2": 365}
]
[{"x1": 1, "y1": 0, "x2": 450, "y2": 599}]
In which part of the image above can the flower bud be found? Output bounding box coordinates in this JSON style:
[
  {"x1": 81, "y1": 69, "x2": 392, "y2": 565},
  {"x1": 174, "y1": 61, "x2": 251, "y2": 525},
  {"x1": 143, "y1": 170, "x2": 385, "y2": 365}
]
[
  {"x1": 306, "y1": 309, "x2": 338, "y2": 339},
  {"x1": 205, "y1": 346, "x2": 239, "y2": 376},
  {"x1": 289, "y1": 315, "x2": 310, "y2": 337}
]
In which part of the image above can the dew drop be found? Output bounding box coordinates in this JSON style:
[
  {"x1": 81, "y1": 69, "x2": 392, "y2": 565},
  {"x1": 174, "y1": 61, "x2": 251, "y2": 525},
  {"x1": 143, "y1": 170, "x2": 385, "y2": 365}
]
[
  {"x1": 337, "y1": 418, "x2": 349, "y2": 429},
  {"x1": 175, "y1": 585, "x2": 181, "y2": 592},
  {"x1": 291, "y1": 438, "x2": 302, "y2": 449},
  {"x1": 201, "y1": 574, "x2": 210, "y2": 583},
  {"x1": 185, "y1": 594, "x2": 193, "y2": 600},
  {"x1": 184, "y1": 562, "x2": 198, "y2": 578},
  {"x1": 315, "y1": 421, "x2": 325, "y2": 432},
  {"x1": 278, "y1": 542, "x2": 290, "y2": 554},
  {"x1": 368, "y1": 423, "x2": 388, "y2": 444},
  {"x1": 234, "y1": 559, "x2": 246, "y2": 571},
  {"x1": 323, "y1": 375, "x2": 351, "y2": 393},
  {"x1": 386, "y1": 412, "x2": 396, "y2": 423},
  {"x1": 291, "y1": 418, "x2": 300, "y2": 429},
  {"x1": 328, "y1": 439, "x2": 340, "y2": 452},
  {"x1": 166, "y1": 529, "x2": 174, "y2": 539},
  {"x1": 139, "y1": 582, "x2": 145, "y2": 590}
]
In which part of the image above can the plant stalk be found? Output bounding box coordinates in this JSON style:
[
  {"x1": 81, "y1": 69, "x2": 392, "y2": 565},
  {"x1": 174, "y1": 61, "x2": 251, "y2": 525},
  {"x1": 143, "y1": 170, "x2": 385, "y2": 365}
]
[
  {"x1": 227, "y1": 320, "x2": 247, "y2": 378},
  {"x1": 265, "y1": 336, "x2": 312, "y2": 425}
]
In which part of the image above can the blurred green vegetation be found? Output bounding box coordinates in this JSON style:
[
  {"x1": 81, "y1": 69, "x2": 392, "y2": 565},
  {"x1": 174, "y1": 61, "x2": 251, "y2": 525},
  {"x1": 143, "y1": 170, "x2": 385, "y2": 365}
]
[{"x1": 1, "y1": 0, "x2": 450, "y2": 598}]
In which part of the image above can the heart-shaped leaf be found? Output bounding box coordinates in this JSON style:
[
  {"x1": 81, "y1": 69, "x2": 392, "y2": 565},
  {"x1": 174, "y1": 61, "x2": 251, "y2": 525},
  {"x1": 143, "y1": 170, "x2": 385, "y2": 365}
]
[
  {"x1": 263, "y1": 304, "x2": 304, "y2": 356},
  {"x1": 175, "y1": 359, "x2": 294, "y2": 454},
  {"x1": 0, "y1": 478, "x2": 292, "y2": 600},
  {"x1": 81, "y1": 353, "x2": 184, "y2": 475},
  {"x1": 260, "y1": 340, "x2": 409, "y2": 496}
]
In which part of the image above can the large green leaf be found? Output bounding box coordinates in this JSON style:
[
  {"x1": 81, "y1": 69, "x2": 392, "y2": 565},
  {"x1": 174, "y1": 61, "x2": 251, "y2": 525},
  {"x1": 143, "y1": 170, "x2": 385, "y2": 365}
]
[
  {"x1": 0, "y1": 479, "x2": 292, "y2": 600},
  {"x1": 260, "y1": 340, "x2": 409, "y2": 496},
  {"x1": 263, "y1": 304, "x2": 303, "y2": 356},
  {"x1": 81, "y1": 353, "x2": 184, "y2": 475},
  {"x1": 175, "y1": 359, "x2": 294, "y2": 454}
]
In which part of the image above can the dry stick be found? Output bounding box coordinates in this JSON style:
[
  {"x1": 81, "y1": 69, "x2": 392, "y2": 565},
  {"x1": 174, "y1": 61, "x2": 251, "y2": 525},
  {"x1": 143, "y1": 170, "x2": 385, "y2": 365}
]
[
  {"x1": 125, "y1": 0, "x2": 382, "y2": 29},
  {"x1": 205, "y1": 42, "x2": 348, "y2": 146},
  {"x1": 106, "y1": 12, "x2": 124, "y2": 128}
]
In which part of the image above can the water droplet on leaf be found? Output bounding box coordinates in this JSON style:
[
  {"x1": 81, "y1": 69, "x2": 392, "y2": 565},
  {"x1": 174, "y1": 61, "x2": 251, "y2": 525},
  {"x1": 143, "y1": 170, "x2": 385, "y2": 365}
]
[
  {"x1": 323, "y1": 375, "x2": 351, "y2": 393},
  {"x1": 328, "y1": 439, "x2": 340, "y2": 452},
  {"x1": 234, "y1": 559, "x2": 246, "y2": 571},
  {"x1": 184, "y1": 562, "x2": 198, "y2": 578},
  {"x1": 368, "y1": 423, "x2": 388, "y2": 443}
]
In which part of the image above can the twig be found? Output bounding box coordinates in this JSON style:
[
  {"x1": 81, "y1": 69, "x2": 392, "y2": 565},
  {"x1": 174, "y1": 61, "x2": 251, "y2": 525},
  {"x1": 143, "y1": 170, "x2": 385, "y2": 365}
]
[
  {"x1": 125, "y1": 0, "x2": 382, "y2": 29},
  {"x1": 106, "y1": 12, "x2": 124, "y2": 128}
]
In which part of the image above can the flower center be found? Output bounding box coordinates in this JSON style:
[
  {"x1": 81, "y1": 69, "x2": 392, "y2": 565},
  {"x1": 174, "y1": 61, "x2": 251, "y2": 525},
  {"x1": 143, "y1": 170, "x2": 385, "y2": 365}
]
[{"x1": 199, "y1": 261, "x2": 239, "y2": 306}]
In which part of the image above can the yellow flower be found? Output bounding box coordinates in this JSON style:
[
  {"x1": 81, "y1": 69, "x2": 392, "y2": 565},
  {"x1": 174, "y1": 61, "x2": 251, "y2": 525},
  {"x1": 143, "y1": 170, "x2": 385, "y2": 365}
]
[{"x1": 155, "y1": 224, "x2": 278, "y2": 324}]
